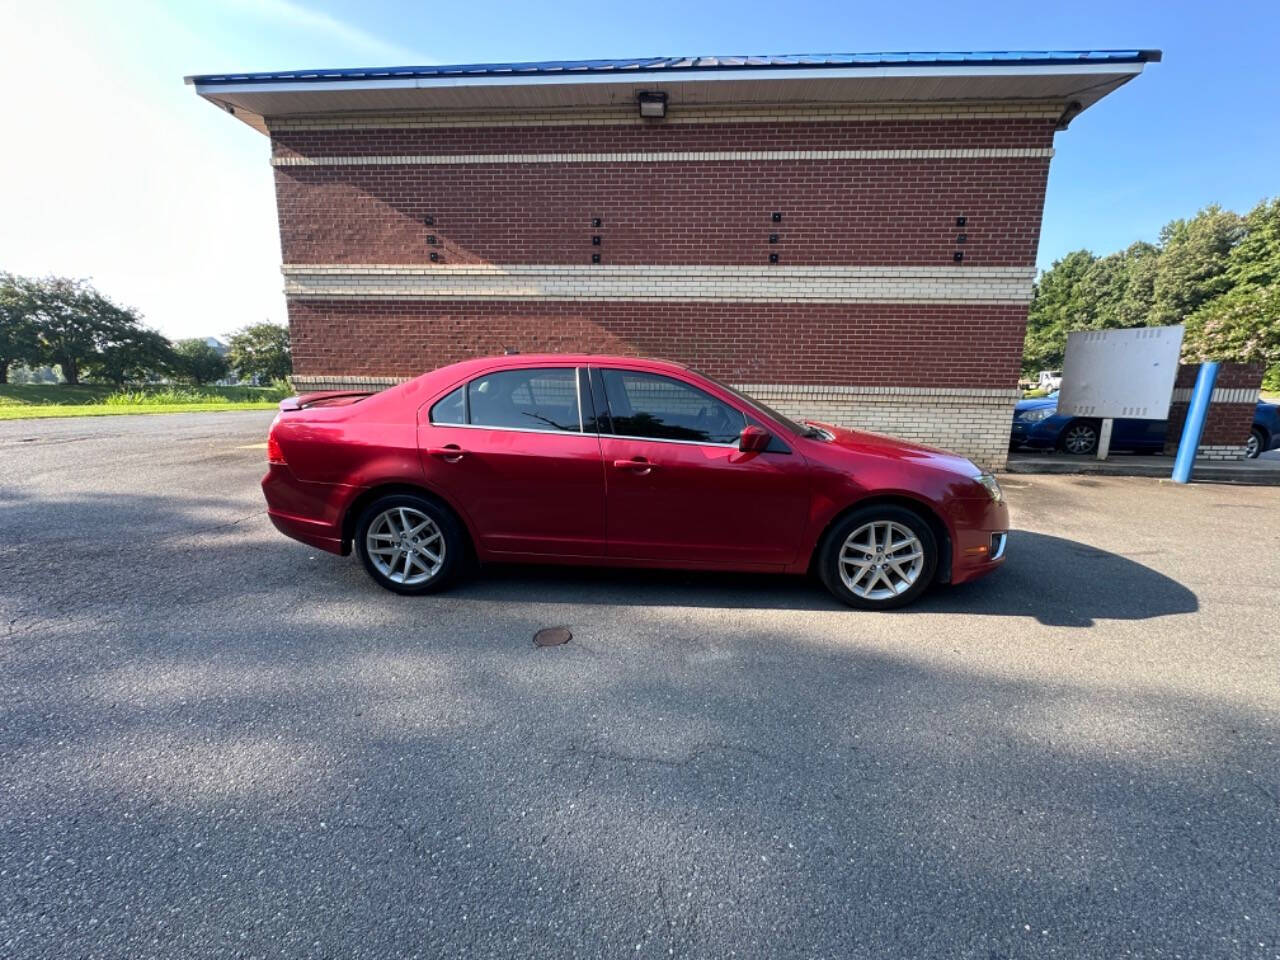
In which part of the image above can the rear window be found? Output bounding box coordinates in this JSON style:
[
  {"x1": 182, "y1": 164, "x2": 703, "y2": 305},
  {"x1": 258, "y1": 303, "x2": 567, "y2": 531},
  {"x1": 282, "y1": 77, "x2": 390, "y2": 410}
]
[
  {"x1": 430, "y1": 368, "x2": 581, "y2": 433},
  {"x1": 430, "y1": 386, "x2": 465, "y2": 424}
]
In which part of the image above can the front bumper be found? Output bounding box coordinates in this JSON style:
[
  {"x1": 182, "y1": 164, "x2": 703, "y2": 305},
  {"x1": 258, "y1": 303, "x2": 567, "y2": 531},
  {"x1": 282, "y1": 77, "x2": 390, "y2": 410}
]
[
  {"x1": 1010, "y1": 416, "x2": 1062, "y2": 450},
  {"x1": 948, "y1": 497, "x2": 1010, "y2": 585}
]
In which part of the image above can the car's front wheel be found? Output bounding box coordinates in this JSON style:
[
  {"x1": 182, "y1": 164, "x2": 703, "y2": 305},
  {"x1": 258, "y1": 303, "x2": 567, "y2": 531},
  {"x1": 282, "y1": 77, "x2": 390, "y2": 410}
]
[
  {"x1": 1060, "y1": 420, "x2": 1099, "y2": 455},
  {"x1": 818, "y1": 505, "x2": 938, "y2": 609},
  {"x1": 355, "y1": 494, "x2": 464, "y2": 595}
]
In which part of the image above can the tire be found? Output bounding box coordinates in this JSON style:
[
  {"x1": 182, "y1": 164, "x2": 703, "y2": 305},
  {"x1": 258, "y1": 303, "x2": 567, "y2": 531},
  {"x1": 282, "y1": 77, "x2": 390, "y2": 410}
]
[
  {"x1": 354, "y1": 493, "x2": 465, "y2": 595},
  {"x1": 817, "y1": 504, "x2": 939, "y2": 610},
  {"x1": 1246, "y1": 428, "x2": 1264, "y2": 459},
  {"x1": 1060, "y1": 420, "x2": 1099, "y2": 456}
]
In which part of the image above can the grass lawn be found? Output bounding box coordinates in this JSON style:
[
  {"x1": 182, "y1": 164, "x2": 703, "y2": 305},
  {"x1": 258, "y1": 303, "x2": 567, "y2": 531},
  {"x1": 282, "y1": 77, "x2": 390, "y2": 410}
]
[{"x1": 0, "y1": 383, "x2": 289, "y2": 420}]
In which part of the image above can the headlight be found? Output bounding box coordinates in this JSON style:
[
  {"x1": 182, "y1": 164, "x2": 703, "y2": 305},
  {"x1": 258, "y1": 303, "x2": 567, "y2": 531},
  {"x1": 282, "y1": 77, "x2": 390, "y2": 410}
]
[
  {"x1": 1018, "y1": 407, "x2": 1055, "y2": 423},
  {"x1": 973, "y1": 473, "x2": 1003, "y2": 502}
]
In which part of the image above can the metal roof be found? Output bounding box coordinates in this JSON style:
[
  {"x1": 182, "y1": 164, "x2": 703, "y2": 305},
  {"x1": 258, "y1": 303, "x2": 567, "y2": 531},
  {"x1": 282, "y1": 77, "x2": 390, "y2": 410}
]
[
  {"x1": 187, "y1": 50, "x2": 1160, "y2": 86},
  {"x1": 187, "y1": 49, "x2": 1160, "y2": 134}
]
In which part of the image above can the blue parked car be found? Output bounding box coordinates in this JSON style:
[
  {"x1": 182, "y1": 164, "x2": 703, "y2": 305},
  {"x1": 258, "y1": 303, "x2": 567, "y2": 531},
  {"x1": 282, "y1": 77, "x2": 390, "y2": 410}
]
[{"x1": 1011, "y1": 394, "x2": 1280, "y2": 458}]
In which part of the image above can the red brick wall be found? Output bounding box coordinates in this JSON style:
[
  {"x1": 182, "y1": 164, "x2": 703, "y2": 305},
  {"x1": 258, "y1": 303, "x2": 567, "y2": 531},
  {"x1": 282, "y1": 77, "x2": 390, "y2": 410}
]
[
  {"x1": 273, "y1": 157, "x2": 1049, "y2": 267},
  {"x1": 272, "y1": 114, "x2": 1051, "y2": 387},
  {"x1": 288, "y1": 299, "x2": 1027, "y2": 389}
]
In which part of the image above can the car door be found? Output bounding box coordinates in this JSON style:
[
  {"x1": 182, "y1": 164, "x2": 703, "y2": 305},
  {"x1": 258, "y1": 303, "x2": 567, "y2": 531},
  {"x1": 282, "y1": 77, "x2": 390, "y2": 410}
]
[
  {"x1": 1114, "y1": 417, "x2": 1168, "y2": 451},
  {"x1": 417, "y1": 365, "x2": 606, "y2": 558},
  {"x1": 591, "y1": 366, "x2": 810, "y2": 568}
]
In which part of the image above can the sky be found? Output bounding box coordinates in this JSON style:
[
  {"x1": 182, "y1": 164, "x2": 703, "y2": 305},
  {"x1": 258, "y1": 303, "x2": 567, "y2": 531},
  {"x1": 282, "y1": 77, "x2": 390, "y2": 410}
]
[{"x1": 0, "y1": 0, "x2": 1277, "y2": 340}]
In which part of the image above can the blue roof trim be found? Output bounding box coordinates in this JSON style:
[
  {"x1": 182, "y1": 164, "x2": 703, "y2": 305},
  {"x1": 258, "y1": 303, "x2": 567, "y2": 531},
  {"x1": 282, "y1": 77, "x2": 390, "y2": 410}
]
[{"x1": 187, "y1": 50, "x2": 1161, "y2": 86}]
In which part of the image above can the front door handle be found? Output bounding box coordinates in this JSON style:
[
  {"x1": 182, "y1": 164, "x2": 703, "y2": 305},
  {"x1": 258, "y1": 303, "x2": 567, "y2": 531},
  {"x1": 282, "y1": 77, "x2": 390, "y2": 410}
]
[
  {"x1": 427, "y1": 445, "x2": 465, "y2": 462},
  {"x1": 612, "y1": 458, "x2": 655, "y2": 474}
]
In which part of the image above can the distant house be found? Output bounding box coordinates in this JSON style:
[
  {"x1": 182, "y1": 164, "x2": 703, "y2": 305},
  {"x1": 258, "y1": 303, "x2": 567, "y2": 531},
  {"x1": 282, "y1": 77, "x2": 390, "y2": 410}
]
[{"x1": 203, "y1": 337, "x2": 228, "y2": 357}]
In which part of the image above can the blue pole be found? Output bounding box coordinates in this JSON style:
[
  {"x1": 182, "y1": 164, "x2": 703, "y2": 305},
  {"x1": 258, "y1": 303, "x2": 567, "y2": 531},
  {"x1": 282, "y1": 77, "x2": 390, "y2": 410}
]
[{"x1": 1171, "y1": 361, "x2": 1219, "y2": 484}]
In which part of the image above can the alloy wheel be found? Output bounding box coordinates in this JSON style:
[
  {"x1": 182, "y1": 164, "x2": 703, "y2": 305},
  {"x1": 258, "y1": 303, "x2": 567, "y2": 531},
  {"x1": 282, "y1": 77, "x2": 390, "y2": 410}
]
[
  {"x1": 1245, "y1": 432, "x2": 1261, "y2": 459},
  {"x1": 1063, "y1": 423, "x2": 1098, "y2": 455},
  {"x1": 838, "y1": 520, "x2": 925, "y2": 601},
  {"x1": 365, "y1": 506, "x2": 445, "y2": 586}
]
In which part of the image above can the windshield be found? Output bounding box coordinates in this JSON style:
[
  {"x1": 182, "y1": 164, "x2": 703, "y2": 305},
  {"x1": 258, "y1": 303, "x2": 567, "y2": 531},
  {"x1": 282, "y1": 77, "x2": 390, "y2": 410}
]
[{"x1": 691, "y1": 369, "x2": 810, "y2": 436}]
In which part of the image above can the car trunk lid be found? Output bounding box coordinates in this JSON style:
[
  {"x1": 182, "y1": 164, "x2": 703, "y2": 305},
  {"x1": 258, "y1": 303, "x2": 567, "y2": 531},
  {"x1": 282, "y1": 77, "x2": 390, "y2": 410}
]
[{"x1": 278, "y1": 390, "x2": 373, "y2": 412}]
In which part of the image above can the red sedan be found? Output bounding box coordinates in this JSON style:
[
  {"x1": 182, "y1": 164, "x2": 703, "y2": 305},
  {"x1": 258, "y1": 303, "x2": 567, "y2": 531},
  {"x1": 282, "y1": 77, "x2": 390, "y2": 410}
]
[{"x1": 263, "y1": 355, "x2": 1008, "y2": 608}]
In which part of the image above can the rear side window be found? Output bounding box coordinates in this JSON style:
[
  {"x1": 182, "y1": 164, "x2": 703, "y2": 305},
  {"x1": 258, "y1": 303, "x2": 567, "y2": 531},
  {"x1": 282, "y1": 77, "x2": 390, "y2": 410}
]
[
  {"x1": 467, "y1": 368, "x2": 581, "y2": 433},
  {"x1": 599, "y1": 369, "x2": 745, "y2": 444},
  {"x1": 430, "y1": 385, "x2": 466, "y2": 424}
]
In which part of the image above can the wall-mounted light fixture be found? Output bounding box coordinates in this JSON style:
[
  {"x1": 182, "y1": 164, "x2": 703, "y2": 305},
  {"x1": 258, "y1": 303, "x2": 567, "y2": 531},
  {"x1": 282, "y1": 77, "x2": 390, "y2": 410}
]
[{"x1": 637, "y1": 91, "x2": 667, "y2": 119}]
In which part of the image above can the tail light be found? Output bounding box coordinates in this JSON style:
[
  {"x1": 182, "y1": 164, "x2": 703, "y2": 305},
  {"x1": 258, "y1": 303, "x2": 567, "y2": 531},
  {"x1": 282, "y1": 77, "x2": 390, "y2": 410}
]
[{"x1": 266, "y1": 431, "x2": 286, "y2": 465}]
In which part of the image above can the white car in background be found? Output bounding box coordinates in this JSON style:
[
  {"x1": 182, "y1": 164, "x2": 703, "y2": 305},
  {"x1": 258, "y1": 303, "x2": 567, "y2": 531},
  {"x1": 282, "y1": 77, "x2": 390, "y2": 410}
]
[{"x1": 1037, "y1": 370, "x2": 1063, "y2": 392}]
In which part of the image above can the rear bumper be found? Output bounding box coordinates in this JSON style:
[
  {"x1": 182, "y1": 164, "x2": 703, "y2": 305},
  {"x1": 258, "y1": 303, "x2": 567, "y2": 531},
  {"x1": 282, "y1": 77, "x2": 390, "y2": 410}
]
[
  {"x1": 262, "y1": 465, "x2": 353, "y2": 556},
  {"x1": 268, "y1": 510, "x2": 345, "y2": 555}
]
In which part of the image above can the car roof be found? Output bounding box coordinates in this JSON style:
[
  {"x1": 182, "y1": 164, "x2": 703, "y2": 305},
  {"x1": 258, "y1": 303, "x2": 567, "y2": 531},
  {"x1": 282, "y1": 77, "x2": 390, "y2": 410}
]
[{"x1": 431, "y1": 354, "x2": 691, "y2": 379}]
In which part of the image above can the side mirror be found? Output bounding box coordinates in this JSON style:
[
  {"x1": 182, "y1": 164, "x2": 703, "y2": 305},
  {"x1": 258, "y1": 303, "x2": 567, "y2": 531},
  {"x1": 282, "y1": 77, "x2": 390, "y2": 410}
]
[{"x1": 738, "y1": 424, "x2": 771, "y2": 453}]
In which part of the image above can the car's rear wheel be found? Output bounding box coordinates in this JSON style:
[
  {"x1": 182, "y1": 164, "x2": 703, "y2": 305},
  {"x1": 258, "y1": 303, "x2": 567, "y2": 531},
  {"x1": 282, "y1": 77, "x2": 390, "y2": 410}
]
[
  {"x1": 818, "y1": 505, "x2": 938, "y2": 609},
  {"x1": 1060, "y1": 420, "x2": 1099, "y2": 455},
  {"x1": 1246, "y1": 427, "x2": 1264, "y2": 459},
  {"x1": 355, "y1": 494, "x2": 463, "y2": 595}
]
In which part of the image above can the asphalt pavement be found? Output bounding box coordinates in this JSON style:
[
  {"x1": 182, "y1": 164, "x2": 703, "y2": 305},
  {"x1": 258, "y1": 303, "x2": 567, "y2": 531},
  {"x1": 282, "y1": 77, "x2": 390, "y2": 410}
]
[{"x1": 1, "y1": 411, "x2": 1278, "y2": 959}]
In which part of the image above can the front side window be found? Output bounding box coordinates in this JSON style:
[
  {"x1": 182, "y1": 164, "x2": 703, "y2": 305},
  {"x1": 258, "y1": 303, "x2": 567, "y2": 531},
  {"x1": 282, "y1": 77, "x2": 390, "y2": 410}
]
[
  {"x1": 466, "y1": 368, "x2": 581, "y2": 433},
  {"x1": 599, "y1": 369, "x2": 746, "y2": 444}
]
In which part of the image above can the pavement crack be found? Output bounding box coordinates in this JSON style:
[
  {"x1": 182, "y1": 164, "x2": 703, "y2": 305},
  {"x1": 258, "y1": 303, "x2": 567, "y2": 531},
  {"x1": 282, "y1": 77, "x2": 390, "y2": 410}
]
[{"x1": 177, "y1": 510, "x2": 268, "y2": 539}]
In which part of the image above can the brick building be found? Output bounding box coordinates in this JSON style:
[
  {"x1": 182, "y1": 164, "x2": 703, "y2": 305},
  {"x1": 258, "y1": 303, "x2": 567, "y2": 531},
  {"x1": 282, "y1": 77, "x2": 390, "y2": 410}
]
[{"x1": 189, "y1": 50, "x2": 1158, "y2": 467}]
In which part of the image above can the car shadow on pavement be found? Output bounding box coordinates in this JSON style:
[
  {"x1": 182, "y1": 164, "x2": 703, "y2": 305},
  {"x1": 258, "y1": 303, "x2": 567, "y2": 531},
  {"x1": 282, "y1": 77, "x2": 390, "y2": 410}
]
[
  {"x1": 0, "y1": 488, "x2": 1196, "y2": 630},
  {"x1": 909, "y1": 530, "x2": 1198, "y2": 627},
  {"x1": 456, "y1": 530, "x2": 1197, "y2": 627}
]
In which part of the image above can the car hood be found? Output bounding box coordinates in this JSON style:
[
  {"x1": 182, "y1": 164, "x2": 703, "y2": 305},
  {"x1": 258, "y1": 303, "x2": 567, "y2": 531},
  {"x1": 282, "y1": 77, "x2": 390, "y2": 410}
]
[
  {"x1": 804, "y1": 421, "x2": 981, "y2": 476},
  {"x1": 1015, "y1": 396, "x2": 1058, "y2": 414}
]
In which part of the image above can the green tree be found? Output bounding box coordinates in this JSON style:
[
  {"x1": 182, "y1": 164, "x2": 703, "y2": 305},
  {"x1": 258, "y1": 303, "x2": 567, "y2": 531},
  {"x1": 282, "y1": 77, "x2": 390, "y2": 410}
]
[
  {"x1": 83, "y1": 327, "x2": 176, "y2": 386},
  {"x1": 1024, "y1": 200, "x2": 1279, "y2": 380},
  {"x1": 227, "y1": 322, "x2": 291, "y2": 383},
  {"x1": 1022, "y1": 250, "x2": 1095, "y2": 374},
  {"x1": 0, "y1": 273, "x2": 40, "y2": 384},
  {"x1": 1221, "y1": 197, "x2": 1280, "y2": 291},
  {"x1": 11, "y1": 275, "x2": 156, "y2": 385},
  {"x1": 1183, "y1": 283, "x2": 1280, "y2": 370},
  {"x1": 1149, "y1": 205, "x2": 1244, "y2": 326},
  {"x1": 1182, "y1": 198, "x2": 1280, "y2": 381},
  {"x1": 173, "y1": 338, "x2": 230, "y2": 385}
]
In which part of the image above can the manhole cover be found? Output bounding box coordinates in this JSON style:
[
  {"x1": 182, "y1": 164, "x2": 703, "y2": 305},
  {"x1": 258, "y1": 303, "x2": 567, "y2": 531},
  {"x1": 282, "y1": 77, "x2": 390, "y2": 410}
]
[{"x1": 533, "y1": 626, "x2": 572, "y2": 648}]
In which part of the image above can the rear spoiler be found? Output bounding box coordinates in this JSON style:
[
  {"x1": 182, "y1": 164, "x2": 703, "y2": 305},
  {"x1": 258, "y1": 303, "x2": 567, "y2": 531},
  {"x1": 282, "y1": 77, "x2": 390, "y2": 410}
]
[{"x1": 278, "y1": 390, "x2": 373, "y2": 412}]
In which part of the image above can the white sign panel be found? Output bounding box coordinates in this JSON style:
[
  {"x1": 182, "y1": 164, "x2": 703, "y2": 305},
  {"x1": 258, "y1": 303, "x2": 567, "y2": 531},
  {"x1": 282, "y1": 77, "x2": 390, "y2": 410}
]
[{"x1": 1057, "y1": 325, "x2": 1184, "y2": 420}]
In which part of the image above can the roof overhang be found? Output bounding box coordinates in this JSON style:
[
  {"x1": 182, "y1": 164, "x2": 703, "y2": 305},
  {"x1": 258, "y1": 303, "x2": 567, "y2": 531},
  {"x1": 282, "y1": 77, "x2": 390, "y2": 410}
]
[{"x1": 187, "y1": 51, "x2": 1160, "y2": 135}]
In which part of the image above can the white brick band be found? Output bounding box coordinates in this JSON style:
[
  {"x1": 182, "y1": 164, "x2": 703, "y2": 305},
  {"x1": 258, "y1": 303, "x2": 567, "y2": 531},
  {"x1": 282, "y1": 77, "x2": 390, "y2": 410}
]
[
  {"x1": 282, "y1": 263, "x2": 1036, "y2": 304},
  {"x1": 1194, "y1": 444, "x2": 1248, "y2": 461},
  {"x1": 1170, "y1": 387, "x2": 1258, "y2": 404},
  {"x1": 271, "y1": 147, "x2": 1055, "y2": 167}
]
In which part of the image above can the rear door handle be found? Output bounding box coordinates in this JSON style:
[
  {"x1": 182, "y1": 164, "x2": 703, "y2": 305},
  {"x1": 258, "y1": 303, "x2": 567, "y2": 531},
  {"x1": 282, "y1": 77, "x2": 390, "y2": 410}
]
[
  {"x1": 427, "y1": 445, "x2": 465, "y2": 462},
  {"x1": 612, "y1": 458, "x2": 655, "y2": 474}
]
